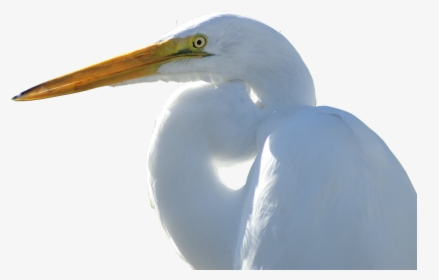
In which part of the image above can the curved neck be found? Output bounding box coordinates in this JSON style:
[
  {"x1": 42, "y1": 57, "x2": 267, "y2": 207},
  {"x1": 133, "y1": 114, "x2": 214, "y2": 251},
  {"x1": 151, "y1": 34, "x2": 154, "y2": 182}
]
[
  {"x1": 149, "y1": 129, "x2": 246, "y2": 269},
  {"x1": 247, "y1": 63, "x2": 315, "y2": 110},
  {"x1": 147, "y1": 82, "x2": 261, "y2": 269},
  {"x1": 242, "y1": 37, "x2": 316, "y2": 110}
]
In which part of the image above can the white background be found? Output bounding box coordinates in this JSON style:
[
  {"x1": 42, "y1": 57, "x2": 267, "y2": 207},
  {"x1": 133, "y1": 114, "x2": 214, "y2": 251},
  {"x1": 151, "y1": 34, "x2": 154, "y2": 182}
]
[{"x1": 1, "y1": 0, "x2": 438, "y2": 279}]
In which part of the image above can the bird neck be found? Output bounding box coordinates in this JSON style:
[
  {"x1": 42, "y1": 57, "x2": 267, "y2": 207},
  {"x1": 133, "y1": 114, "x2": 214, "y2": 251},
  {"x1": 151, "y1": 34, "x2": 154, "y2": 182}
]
[
  {"x1": 250, "y1": 70, "x2": 315, "y2": 110},
  {"x1": 149, "y1": 135, "x2": 246, "y2": 269},
  {"x1": 243, "y1": 43, "x2": 316, "y2": 110}
]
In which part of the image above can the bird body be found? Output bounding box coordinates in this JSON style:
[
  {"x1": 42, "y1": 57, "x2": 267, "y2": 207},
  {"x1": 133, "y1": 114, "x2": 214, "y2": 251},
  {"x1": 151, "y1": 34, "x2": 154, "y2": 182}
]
[
  {"x1": 14, "y1": 13, "x2": 417, "y2": 269},
  {"x1": 147, "y1": 80, "x2": 416, "y2": 269}
]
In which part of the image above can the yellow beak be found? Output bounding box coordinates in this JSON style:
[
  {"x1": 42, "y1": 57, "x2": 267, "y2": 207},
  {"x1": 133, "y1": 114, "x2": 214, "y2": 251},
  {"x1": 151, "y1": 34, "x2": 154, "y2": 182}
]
[{"x1": 13, "y1": 37, "x2": 211, "y2": 101}]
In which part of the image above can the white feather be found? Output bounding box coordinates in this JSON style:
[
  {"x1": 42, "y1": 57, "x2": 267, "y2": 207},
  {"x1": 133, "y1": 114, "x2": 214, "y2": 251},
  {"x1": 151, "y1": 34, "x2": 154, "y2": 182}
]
[{"x1": 144, "y1": 13, "x2": 416, "y2": 269}]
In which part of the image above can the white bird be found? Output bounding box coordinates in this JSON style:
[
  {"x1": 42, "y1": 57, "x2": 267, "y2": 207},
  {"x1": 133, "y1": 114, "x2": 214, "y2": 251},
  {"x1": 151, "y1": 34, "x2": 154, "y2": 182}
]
[{"x1": 13, "y1": 13, "x2": 416, "y2": 270}]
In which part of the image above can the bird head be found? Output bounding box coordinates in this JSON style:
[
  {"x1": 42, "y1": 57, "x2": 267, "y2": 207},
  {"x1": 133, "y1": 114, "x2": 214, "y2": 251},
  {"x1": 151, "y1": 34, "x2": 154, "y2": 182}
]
[{"x1": 13, "y1": 13, "x2": 313, "y2": 106}]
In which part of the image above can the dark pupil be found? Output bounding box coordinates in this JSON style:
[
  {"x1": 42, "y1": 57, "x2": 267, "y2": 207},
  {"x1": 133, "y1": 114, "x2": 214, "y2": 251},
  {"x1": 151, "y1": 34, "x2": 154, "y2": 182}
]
[{"x1": 196, "y1": 39, "x2": 202, "y2": 46}]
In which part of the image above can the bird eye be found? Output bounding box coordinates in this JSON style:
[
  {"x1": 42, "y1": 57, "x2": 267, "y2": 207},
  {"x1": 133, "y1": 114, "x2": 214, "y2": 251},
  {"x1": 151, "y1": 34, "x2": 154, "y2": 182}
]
[{"x1": 192, "y1": 36, "x2": 207, "y2": 49}]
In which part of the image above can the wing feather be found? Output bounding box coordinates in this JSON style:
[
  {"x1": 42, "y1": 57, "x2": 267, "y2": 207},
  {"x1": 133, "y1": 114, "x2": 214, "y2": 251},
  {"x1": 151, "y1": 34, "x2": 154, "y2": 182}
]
[{"x1": 236, "y1": 106, "x2": 416, "y2": 269}]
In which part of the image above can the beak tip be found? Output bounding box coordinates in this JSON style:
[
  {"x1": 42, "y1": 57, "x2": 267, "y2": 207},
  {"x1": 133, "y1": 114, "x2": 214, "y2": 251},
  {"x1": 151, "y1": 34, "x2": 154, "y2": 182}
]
[
  {"x1": 13, "y1": 85, "x2": 40, "y2": 101},
  {"x1": 12, "y1": 94, "x2": 23, "y2": 101},
  {"x1": 12, "y1": 92, "x2": 28, "y2": 101}
]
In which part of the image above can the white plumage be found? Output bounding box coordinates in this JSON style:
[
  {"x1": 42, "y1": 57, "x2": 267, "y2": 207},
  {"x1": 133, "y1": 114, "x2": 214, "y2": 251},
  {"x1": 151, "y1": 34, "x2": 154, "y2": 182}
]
[{"x1": 144, "y1": 13, "x2": 416, "y2": 269}]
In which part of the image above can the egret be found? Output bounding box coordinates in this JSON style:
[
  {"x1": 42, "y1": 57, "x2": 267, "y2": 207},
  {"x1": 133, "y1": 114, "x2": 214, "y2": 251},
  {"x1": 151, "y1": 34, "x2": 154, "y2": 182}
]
[{"x1": 13, "y1": 13, "x2": 416, "y2": 270}]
